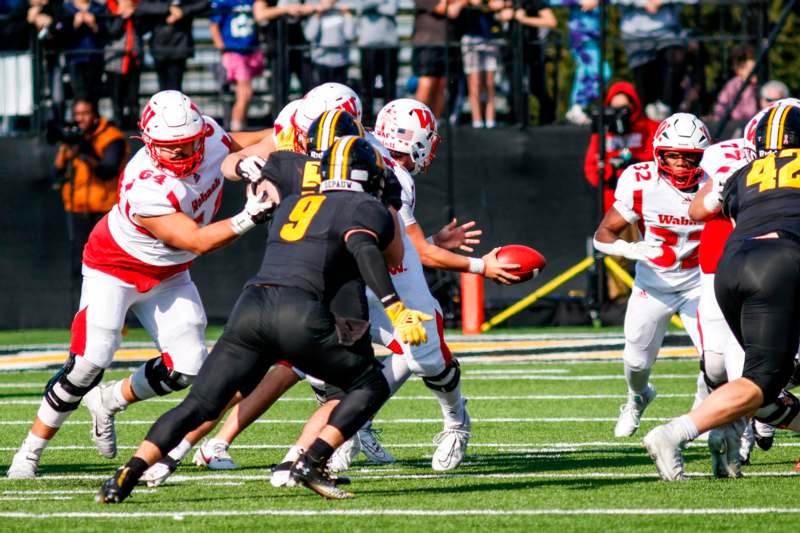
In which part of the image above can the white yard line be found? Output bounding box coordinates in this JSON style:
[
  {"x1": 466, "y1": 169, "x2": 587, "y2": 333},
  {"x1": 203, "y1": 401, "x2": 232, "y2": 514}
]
[
  {"x1": 0, "y1": 507, "x2": 799, "y2": 519},
  {"x1": 0, "y1": 417, "x2": 672, "y2": 425},
  {"x1": 0, "y1": 393, "x2": 696, "y2": 406}
]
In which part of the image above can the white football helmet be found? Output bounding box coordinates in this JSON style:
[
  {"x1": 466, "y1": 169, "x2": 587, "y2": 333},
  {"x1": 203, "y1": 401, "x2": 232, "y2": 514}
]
[
  {"x1": 292, "y1": 83, "x2": 362, "y2": 137},
  {"x1": 652, "y1": 112, "x2": 711, "y2": 189},
  {"x1": 374, "y1": 98, "x2": 440, "y2": 175},
  {"x1": 271, "y1": 99, "x2": 303, "y2": 152},
  {"x1": 139, "y1": 90, "x2": 206, "y2": 177}
]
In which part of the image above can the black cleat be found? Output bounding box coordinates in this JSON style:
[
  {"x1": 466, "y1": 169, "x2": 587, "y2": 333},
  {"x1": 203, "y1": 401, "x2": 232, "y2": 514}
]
[
  {"x1": 289, "y1": 455, "x2": 354, "y2": 500},
  {"x1": 96, "y1": 466, "x2": 138, "y2": 504},
  {"x1": 755, "y1": 434, "x2": 774, "y2": 451}
]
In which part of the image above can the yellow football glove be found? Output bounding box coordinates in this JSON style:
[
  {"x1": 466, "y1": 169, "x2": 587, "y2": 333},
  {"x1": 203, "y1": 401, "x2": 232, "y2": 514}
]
[{"x1": 385, "y1": 302, "x2": 433, "y2": 346}]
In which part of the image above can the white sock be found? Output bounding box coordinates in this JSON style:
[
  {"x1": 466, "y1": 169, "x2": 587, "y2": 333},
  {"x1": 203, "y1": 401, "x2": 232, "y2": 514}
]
[
  {"x1": 691, "y1": 371, "x2": 710, "y2": 410},
  {"x1": 624, "y1": 364, "x2": 651, "y2": 396},
  {"x1": 112, "y1": 380, "x2": 130, "y2": 409},
  {"x1": 168, "y1": 439, "x2": 193, "y2": 461},
  {"x1": 23, "y1": 432, "x2": 49, "y2": 455},
  {"x1": 433, "y1": 388, "x2": 468, "y2": 429},
  {"x1": 672, "y1": 415, "x2": 699, "y2": 442},
  {"x1": 281, "y1": 445, "x2": 304, "y2": 464},
  {"x1": 207, "y1": 437, "x2": 229, "y2": 450}
]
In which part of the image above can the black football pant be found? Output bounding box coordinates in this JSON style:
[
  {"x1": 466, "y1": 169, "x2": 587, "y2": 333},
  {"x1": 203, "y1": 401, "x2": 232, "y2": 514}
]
[
  {"x1": 715, "y1": 237, "x2": 800, "y2": 403},
  {"x1": 144, "y1": 285, "x2": 388, "y2": 455}
]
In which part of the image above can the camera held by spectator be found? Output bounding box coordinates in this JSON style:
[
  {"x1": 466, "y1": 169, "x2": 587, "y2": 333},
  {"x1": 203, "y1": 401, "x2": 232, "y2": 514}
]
[{"x1": 590, "y1": 105, "x2": 632, "y2": 136}]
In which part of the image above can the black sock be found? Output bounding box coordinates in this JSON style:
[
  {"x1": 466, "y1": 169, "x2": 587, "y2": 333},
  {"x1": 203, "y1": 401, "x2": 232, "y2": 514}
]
[
  {"x1": 306, "y1": 439, "x2": 335, "y2": 465},
  {"x1": 124, "y1": 457, "x2": 149, "y2": 479}
]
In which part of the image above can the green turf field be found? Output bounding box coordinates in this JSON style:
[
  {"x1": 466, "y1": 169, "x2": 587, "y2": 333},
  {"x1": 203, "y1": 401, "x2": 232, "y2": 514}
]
[{"x1": 1, "y1": 354, "x2": 799, "y2": 531}]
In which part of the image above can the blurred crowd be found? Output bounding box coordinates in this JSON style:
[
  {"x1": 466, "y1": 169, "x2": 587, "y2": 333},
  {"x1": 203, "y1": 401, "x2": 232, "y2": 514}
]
[{"x1": 0, "y1": 0, "x2": 784, "y2": 134}]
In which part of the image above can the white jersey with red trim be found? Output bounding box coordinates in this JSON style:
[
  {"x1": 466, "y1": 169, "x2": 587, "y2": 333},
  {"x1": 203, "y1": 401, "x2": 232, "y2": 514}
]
[
  {"x1": 107, "y1": 115, "x2": 232, "y2": 267},
  {"x1": 697, "y1": 139, "x2": 746, "y2": 274},
  {"x1": 614, "y1": 161, "x2": 703, "y2": 293},
  {"x1": 365, "y1": 131, "x2": 416, "y2": 227}
]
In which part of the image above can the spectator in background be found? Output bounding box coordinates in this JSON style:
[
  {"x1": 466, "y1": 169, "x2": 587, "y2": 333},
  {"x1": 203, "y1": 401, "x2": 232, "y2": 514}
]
[
  {"x1": 412, "y1": 0, "x2": 466, "y2": 119},
  {"x1": 458, "y1": 0, "x2": 505, "y2": 129},
  {"x1": 210, "y1": 0, "x2": 267, "y2": 131},
  {"x1": 137, "y1": 0, "x2": 208, "y2": 91},
  {"x1": 514, "y1": 0, "x2": 557, "y2": 126},
  {"x1": 356, "y1": 0, "x2": 399, "y2": 125},
  {"x1": 615, "y1": 0, "x2": 689, "y2": 121},
  {"x1": 277, "y1": 0, "x2": 315, "y2": 94},
  {"x1": 548, "y1": 0, "x2": 610, "y2": 126},
  {"x1": 60, "y1": 0, "x2": 109, "y2": 103},
  {"x1": 712, "y1": 44, "x2": 758, "y2": 123},
  {"x1": 584, "y1": 81, "x2": 658, "y2": 213},
  {"x1": 54, "y1": 99, "x2": 128, "y2": 307},
  {"x1": 106, "y1": 0, "x2": 142, "y2": 129},
  {"x1": 303, "y1": 0, "x2": 354, "y2": 86},
  {"x1": 759, "y1": 80, "x2": 790, "y2": 110}
]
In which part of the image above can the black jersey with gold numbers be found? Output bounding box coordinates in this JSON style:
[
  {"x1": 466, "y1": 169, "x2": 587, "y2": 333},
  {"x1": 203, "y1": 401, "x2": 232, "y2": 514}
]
[
  {"x1": 261, "y1": 150, "x2": 322, "y2": 199},
  {"x1": 249, "y1": 191, "x2": 394, "y2": 302},
  {"x1": 722, "y1": 148, "x2": 800, "y2": 242}
]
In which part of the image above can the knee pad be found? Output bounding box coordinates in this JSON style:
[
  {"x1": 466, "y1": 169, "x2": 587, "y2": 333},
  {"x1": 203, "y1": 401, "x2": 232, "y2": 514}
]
[
  {"x1": 130, "y1": 355, "x2": 195, "y2": 400},
  {"x1": 423, "y1": 359, "x2": 461, "y2": 393},
  {"x1": 754, "y1": 390, "x2": 800, "y2": 429},
  {"x1": 701, "y1": 351, "x2": 728, "y2": 390},
  {"x1": 327, "y1": 368, "x2": 389, "y2": 437},
  {"x1": 38, "y1": 353, "x2": 104, "y2": 427}
]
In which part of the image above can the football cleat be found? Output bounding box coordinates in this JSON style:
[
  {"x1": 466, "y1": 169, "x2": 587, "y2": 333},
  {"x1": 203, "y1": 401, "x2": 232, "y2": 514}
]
[
  {"x1": 83, "y1": 381, "x2": 124, "y2": 459},
  {"x1": 140, "y1": 456, "x2": 180, "y2": 487},
  {"x1": 328, "y1": 436, "x2": 361, "y2": 473},
  {"x1": 96, "y1": 466, "x2": 138, "y2": 504},
  {"x1": 192, "y1": 439, "x2": 239, "y2": 470},
  {"x1": 358, "y1": 426, "x2": 396, "y2": 464},
  {"x1": 643, "y1": 423, "x2": 687, "y2": 481},
  {"x1": 614, "y1": 385, "x2": 657, "y2": 438},
  {"x1": 270, "y1": 461, "x2": 298, "y2": 488},
  {"x1": 289, "y1": 455, "x2": 354, "y2": 500},
  {"x1": 753, "y1": 420, "x2": 775, "y2": 451},
  {"x1": 432, "y1": 427, "x2": 471, "y2": 472},
  {"x1": 6, "y1": 446, "x2": 41, "y2": 479},
  {"x1": 708, "y1": 421, "x2": 744, "y2": 479}
]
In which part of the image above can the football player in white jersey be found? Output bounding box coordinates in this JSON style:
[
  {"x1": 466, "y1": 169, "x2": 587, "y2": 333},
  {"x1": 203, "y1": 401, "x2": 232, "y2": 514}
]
[
  {"x1": 593, "y1": 113, "x2": 711, "y2": 438},
  {"x1": 6, "y1": 91, "x2": 275, "y2": 479}
]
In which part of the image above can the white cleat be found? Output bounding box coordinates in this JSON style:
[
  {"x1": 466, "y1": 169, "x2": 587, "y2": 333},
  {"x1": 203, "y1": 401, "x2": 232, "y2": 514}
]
[
  {"x1": 140, "y1": 456, "x2": 180, "y2": 487},
  {"x1": 643, "y1": 423, "x2": 687, "y2": 481},
  {"x1": 192, "y1": 439, "x2": 239, "y2": 470},
  {"x1": 270, "y1": 460, "x2": 298, "y2": 488},
  {"x1": 6, "y1": 447, "x2": 40, "y2": 479},
  {"x1": 432, "y1": 427, "x2": 471, "y2": 472},
  {"x1": 614, "y1": 385, "x2": 657, "y2": 438},
  {"x1": 83, "y1": 381, "x2": 123, "y2": 459},
  {"x1": 358, "y1": 426, "x2": 396, "y2": 464},
  {"x1": 328, "y1": 436, "x2": 361, "y2": 473},
  {"x1": 708, "y1": 421, "x2": 744, "y2": 479}
]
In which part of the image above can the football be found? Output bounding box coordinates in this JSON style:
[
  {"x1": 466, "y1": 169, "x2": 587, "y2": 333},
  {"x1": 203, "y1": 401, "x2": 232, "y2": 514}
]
[{"x1": 496, "y1": 244, "x2": 546, "y2": 282}]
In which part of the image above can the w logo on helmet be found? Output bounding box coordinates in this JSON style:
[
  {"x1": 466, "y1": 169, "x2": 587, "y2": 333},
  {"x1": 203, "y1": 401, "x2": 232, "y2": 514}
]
[
  {"x1": 412, "y1": 108, "x2": 433, "y2": 129},
  {"x1": 339, "y1": 97, "x2": 358, "y2": 117}
]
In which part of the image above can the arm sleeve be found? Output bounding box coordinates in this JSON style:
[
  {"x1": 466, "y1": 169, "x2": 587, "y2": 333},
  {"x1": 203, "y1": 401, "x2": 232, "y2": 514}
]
[
  {"x1": 345, "y1": 232, "x2": 398, "y2": 306},
  {"x1": 721, "y1": 170, "x2": 740, "y2": 221},
  {"x1": 94, "y1": 139, "x2": 127, "y2": 181}
]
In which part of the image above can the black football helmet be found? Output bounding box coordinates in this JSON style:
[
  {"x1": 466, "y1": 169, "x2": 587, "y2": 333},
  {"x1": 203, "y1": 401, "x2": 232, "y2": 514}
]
[
  {"x1": 319, "y1": 136, "x2": 387, "y2": 197},
  {"x1": 755, "y1": 102, "x2": 800, "y2": 157},
  {"x1": 306, "y1": 109, "x2": 364, "y2": 160}
]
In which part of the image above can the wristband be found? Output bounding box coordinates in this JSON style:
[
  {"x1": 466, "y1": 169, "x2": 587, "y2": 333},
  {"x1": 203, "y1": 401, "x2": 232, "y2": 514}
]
[
  {"x1": 468, "y1": 257, "x2": 485, "y2": 275},
  {"x1": 702, "y1": 190, "x2": 722, "y2": 212},
  {"x1": 426, "y1": 235, "x2": 435, "y2": 245},
  {"x1": 229, "y1": 211, "x2": 256, "y2": 235}
]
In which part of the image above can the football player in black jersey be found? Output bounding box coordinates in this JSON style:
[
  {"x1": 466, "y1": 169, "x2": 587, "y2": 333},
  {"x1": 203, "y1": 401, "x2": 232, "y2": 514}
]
[
  {"x1": 97, "y1": 137, "x2": 432, "y2": 502},
  {"x1": 644, "y1": 102, "x2": 800, "y2": 481}
]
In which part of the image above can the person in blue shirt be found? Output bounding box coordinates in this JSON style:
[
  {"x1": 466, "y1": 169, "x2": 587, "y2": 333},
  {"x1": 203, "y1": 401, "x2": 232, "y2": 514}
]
[
  {"x1": 60, "y1": 0, "x2": 109, "y2": 103},
  {"x1": 210, "y1": 0, "x2": 267, "y2": 131}
]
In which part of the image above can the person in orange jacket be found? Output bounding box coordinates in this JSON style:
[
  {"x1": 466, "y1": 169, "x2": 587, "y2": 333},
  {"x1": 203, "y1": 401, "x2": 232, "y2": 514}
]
[
  {"x1": 55, "y1": 98, "x2": 129, "y2": 307},
  {"x1": 584, "y1": 81, "x2": 659, "y2": 213}
]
